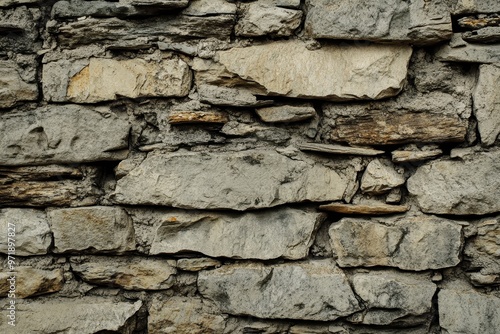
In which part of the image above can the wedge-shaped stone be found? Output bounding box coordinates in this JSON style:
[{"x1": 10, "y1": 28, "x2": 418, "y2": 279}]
[
  {"x1": 305, "y1": 0, "x2": 452, "y2": 45},
  {"x1": 361, "y1": 159, "x2": 405, "y2": 195},
  {"x1": 0, "y1": 105, "x2": 129, "y2": 165},
  {"x1": 176, "y1": 258, "x2": 221, "y2": 271},
  {"x1": 198, "y1": 84, "x2": 272, "y2": 107},
  {"x1": 391, "y1": 148, "x2": 443, "y2": 162},
  {"x1": 0, "y1": 209, "x2": 51, "y2": 256},
  {"x1": 71, "y1": 256, "x2": 176, "y2": 290},
  {"x1": 149, "y1": 207, "x2": 324, "y2": 260},
  {"x1": 463, "y1": 27, "x2": 500, "y2": 44},
  {"x1": 44, "y1": 56, "x2": 191, "y2": 103},
  {"x1": 439, "y1": 289, "x2": 500, "y2": 334},
  {"x1": 349, "y1": 271, "x2": 436, "y2": 325},
  {"x1": 235, "y1": 3, "x2": 302, "y2": 37},
  {"x1": 436, "y1": 34, "x2": 500, "y2": 63},
  {"x1": 0, "y1": 60, "x2": 38, "y2": 108},
  {"x1": 113, "y1": 150, "x2": 355, "y2": 210},
  {"x1": 0, "y1": 298, "x2": 142, "y2": 333},
  {"x1": 319, "y1": 203, "x2": 409, "y2": 215},
  {"x1": 329, "y1": 215, "x2": 463, "y2": 271},
  {"x1": 0, "y1": 267, "x2": 63, "y2": 298},
  {"x1": 298, "y1": 143, "x2": 384, "y2": 156},
  {"x1": 149, "y1": 297, "x2": 226, "y2": 334},
  {"x1": 474, "y1": 64, "x2": 500, "y2": 146},
  {"x1": 257, "y1": 105, "x2": 316, "y2": 123},
  {"x1": 214, "y1": 41, "x2": 412, "y2": 101},
  {"x1": 48, "y1": 206, "x2": 136, "y2": 253},
  {"x1": 407, "y1": 150, "x2": 500, "y2": 215},
  {"x1": 198, "y1": 260, "x2": 362, "y2": 321}
]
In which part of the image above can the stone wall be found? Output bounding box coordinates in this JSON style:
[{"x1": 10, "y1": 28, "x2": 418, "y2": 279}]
[{"x1": 1, "y1": 0, "x2": 500, "y2": 333}]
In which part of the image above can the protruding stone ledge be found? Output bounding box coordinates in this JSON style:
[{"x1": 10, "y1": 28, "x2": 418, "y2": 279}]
[
  {"x1": 298, "y1": 143, "x2": 384, "y2": 156},
  {"x1": 168, "y1": 110, "x2": 229, "y2": 125}
]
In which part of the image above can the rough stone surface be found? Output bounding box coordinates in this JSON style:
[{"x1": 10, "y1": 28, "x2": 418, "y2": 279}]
[
  {"x1": 298, "y1": 143, "x2": 384, "y2": 156},
  {"x1": 0, "y1": 60, "x2": 38, "y2": 108},
  {"x1": 112, "y1": 149, "x2": 356, "y2": 210},
  {"x1": 148, "y1": 297, "x2": 226, "y2": 334},
  {"x1": 439, "y1": 289, "x2": 500, "y2": 334},
  {"x1": 474, "y1": 64, "x2": 500, "y2": 146},
  {"x1": 168, "y1": 110, "x2": 228, "y2": 124},
  {"x1": 176, "y1": 258, "x2": 221, "y2": 272},
  {"x1": 214, "y1": 41, "x2": 412, "y2": 101},
  {"x1": 48, "y1": 206, "x2": 136, "y2": 253},
  {"x1": 149, "y1": 207, "x2": 324, "y2": 260},
  {"x1": 236, "y1": 3, "x2": 302, "y2": 37},
  {"x1": 0, "y1": 0, "x2": 38, "y2": 6},
  {"x1": 71, "y1": 256, "x2": 176, "y2": 290},
  {"x1": 319, "y1": 203, "x2": 409, "y2": 215},
  {"x1": 350, "y1": 271, "x2": 436, "y2": 325},
  {"x1": 407, "y1": 150, "x2": 500, "y2": 215},
  {"x1": 360, "y1": 159, "x2": 405, "y2": 195},
  {"x1": 436, "y1": 34, "x2": 500, "y2": 63},
  {"x1": 0, "y1": 267, "x2": 63, "y2": 298},
  {"x1": 0, "y1": 299, "x2": 142, "y2": 333},
  {"x1": 329, "y1": 215, "x2": 464, "y2": 270},
  {"x1": 198, "y1": 84, "x2": 272, "y2": 107},
  {"x1": 181, "y1": 0, "x2": 236, "y2": 16},
  {"x1": 0, "y1": 208, "x2": 51, "y2": 256},
  {"x1": 256, "y1": 105, "x2": 316, "y2": 123},
  {"x1": 43, "y1": 56, "x2": 191, "y2": 103},
  {"x1": 463, "y1": 27, "x2": 500, "y2": 44},
  {"x1": 392, "y1": 148, "x2": 443, "y2": 162},
  {"x1": 0, "y1": 105, "x2": 130, "y2": 165},
  {"x1": 305, "y1": 0, "x2": 452, "y2": 45},
  {"x1": 198, "y1": 260, "x2": 362, "y2": 321},
  {"x1": 453, "y1": 0, "x2": 500, "y2": 14}
]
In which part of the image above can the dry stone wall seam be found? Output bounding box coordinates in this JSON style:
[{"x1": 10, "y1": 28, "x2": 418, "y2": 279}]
[{"x1": 0, "y1": 0, "x2": 500, "y2": 333}]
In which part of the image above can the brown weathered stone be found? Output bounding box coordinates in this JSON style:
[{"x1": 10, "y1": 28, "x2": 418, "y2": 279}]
[
  {"x1": 177, "y1": 258, "x2": 221, "y2": 272},
  {"x1": 168, "y1": 111, "x2": 229, "y2": 124},
  {"x1": 0, "y1": 267, "x2": 63, "y2": 298},
  {"x1": 319, "y1": 203, "x2": 409, "y2": 215},
  {"x1": 298, "y1": 143, "x2": 384, "y2": 156},
  {"x1": 391, "y1": 149, "x2": 443, "y2": 162},
  {"x1": 458, "y1": 15, "x2": 500, "y2": 30}
]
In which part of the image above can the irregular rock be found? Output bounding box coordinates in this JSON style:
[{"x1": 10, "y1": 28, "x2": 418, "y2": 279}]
[
  {"x1": 386, "y1": 187, "x2": 402, "y2": 204},
  {"x1": 256, "y1": 105, "x2": 316, "y2": 123},
  {"x1": 54, "y1": 15, "x2": 234, "y2": 48},
  {"x1": 198, "y1": 84, "x2": 272, "y2": 107},
  {"x1": 319, "y1": 203, "x2": 409, "y2": 215},
  {"x1": 182, "y1": 0, "x2": 236, "y2": 16},
  {"x1": 458, "y1": 15, "x2": 500, "y2": 30},
  {"x1": 0, "y1": 6, "x2": 40, "y2": 53},
  {"x1": 329, "y1": 215, "x2": 463, "y2": 270},
  {"x1": 71, "y1": 256, "x2": 176, "y2": 290},
  {"x1": 48, "y1": 206, "x2": 136, "y2": 253},
  {"x1": 235, "y1": 3, "x2": 302, "y2": 37},
  {"x1": 0, "y1": 105, "x2": 130, "y2": 165},
  {"x1": 168, "y1": 110, "x2": 229, "y2": 124},
  {"x1": 463, "y1": 27, "x2": 500, "y2": 44},
  {"x1": 439, "y1": 289, "x2": 500, "y2": 334},
  {"x1": 464, "y1": 216, "x2": 500, "y2": 286},
  {"x1": 129, "y1": 0, "x2": 189, "y2": 7},
  {"x1": 0, "y1": 209, "x2": 51, "y2": 256},
  {"x1": 0, "y1": 0, "x2": 38, "y2": 7},
  {"x1": 361, "y1": 159, "x2": 405, "y2": 195},
  {"x1": 474, "y1": 64, "x2": 500, "y2": 146},
  {"x1": 177, "y1": 258, "x2": 221, "y2": 272},
  {"x1": 0, "y1": 299, "x2": 142, "y2": 333},
  {"x1": 305, "y1": 0, "x2": 452, "y2": 45},
  {"x1": 454, "y1": 0, "x2": 500, "y2": 14},
  {"x1": 0, "y1": 267, "x2": 63, "y2": 298},
  {"x1": 112, "y1": 149, "x2": 356, "y2": 210},
  {"x1": 198, "y1": 260, "x2": 362, "y2": 321},
  {"x1": 436, "y1": 34, "x2": 500, "y2": 63},
  {"x1": 298, "y1": 143, "x2": 384, "y2": 156},
  {"x1": 0, "y1": 60, "x2": 38, "y2": 108},
  {"x1": 391, "y1": 148, "x2": 443, "y2": 162},
  {"x1": 149, "y1": 207, "x2": 324, "y2": 260},
  {"x1": 212, "y1": 41, "x2": 412, "y2": 101},
  {"x1": 43, "y1": 56, "x2": 191, "y2": 103},
  {"x1": 148, "y1": 297, "x2": 226, "y2": 334},
  {"x1": 407, "y1": 150, "x2": 500, "y2": 215},
  {"x1": 350, "y1": 271, "x2": 436, "y2": 325}
]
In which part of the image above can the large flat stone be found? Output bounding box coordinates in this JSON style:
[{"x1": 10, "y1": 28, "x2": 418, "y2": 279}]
[
  {"x1": 0, "y1": 209, "x2": 51, "y2": 256},
  {"x1": 305, "y1": 0, "x2": 452, "y2": 45},
  {"x1": 212, "y1": 41, "x2": 412, "y2": 101},
  {"x1": 112, "y1": 149, "x2": 355, "y2": 210},
  {"x1": 350, "y1": 271, "x2": 437, "y2": 325},
  {"x1": 0, "y1": 298, "x2": 142, "y2": 333},
  {"x1": 329, "y1": 215, "x2": 464, "y2": 271},
  {"x1": 407, "y1": 150, "x2": 500, "y2": 215},
  {"x1": 0, "y1": 267, "x2": 63, "y2": 298},
  {"x1": 439, "y1": 289, "x2": 500, "y2": 334},
  {"x1": 71, "y1": 256, "x2": 176, "y2": 290},
  {"x1": 148, "y1": 297, "x2": 226, "y2": 334},
  {"x1": 0, "y1": 105, "x2": 129, "y2": 165},
  {"x1": 474, "y1": 64, "x2": 500, "y2": 146},
  {"x1": 43, "y1": 56, "x2": 191, "y2": 103},
  {"x1": 0, "y1": 60, "x2": 38, "y2": 108},
  {"x1": 149, "y1": 207, "x2": 324, "y2": 260},
  {"x1": 198, "y1": 260, "x2": 362, "y2": 321},
  {"x1": 48, "y1": 206, "x2": 136, "y2": 254}
]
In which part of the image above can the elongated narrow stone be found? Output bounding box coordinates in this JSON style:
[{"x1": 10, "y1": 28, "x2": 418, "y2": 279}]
[
  {"x1": 297, "y1": 143, "x2": 384, "y2": 156},
  {"x1": 213, "y1": 40, "x2": 412, "y2": 101},
  {"x1": 168, "y1": 110, "x2": 229, "y2": 124},
  {"x1": 112, "y1": 149, "x2": 355, "y2": 210},
  {"x1": 474, "y1": 64, "x2": 500, "y2": 146},
  {"x1": 198, "y1": 260, "x2": 362, "y2": 321},
  {"x1": 319, "y1": 203, "x2": 409, "y2": 215}
]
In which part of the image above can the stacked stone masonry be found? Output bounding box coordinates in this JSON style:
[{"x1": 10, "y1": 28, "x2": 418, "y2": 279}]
[{"x1": 1, "y1": 0, "x2": 500, "y2": 333}]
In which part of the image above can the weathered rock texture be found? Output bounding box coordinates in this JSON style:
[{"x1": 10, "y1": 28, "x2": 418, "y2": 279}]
[{"x1": 2, "y1": 1, "x2": 499, "y2": 333}]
